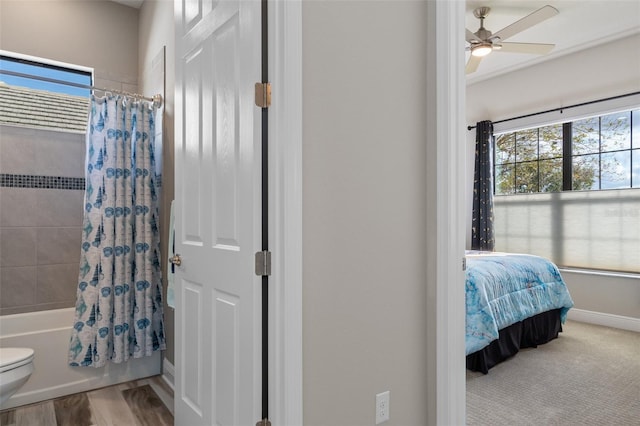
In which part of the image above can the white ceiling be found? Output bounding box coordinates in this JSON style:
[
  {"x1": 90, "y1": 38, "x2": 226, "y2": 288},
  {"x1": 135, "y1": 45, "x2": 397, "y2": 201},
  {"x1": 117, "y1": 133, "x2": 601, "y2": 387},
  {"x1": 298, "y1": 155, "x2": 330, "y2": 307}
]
[
  {"x1": 107, "y1": 0, "x2": 639, "y2": 84},
  {"x1": 465, "y1": 0, "x2": 640, "y2": 84},
  {"x1": 109, "y1": 0, "x2": 144, "y2": 9}
]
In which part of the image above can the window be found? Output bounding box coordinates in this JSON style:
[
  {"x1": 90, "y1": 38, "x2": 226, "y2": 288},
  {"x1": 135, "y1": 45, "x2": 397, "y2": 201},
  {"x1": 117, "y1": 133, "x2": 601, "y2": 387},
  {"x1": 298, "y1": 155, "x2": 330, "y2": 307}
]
[
  {"x1": 495, "y1": 124, "x2": 564, "y2": 194},
  {"x1": 0, "y1": 52, "x2": 91, "y2": 132},
  {"x1": 0, "y1": 53, "x2": 92, "y2": 97},
  {"x1": 493, "y1": 108, "x2": 640, "y2": 274},
  {"x1": 495, "y1": 109, "x2": 639, "y2": 195}
]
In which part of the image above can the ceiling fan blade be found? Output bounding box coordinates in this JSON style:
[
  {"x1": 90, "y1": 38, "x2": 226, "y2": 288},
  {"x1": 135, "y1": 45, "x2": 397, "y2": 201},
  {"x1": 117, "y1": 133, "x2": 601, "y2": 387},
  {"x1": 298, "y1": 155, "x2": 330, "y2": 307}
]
[
  {"x1": 491, "y1": 5, "x2": 559, "y2": 42},
  {"x1": 466, "y1": 55, "x2": 482, "y2": 74},
  {"x1": 466, "y1": 28, "x2": 481, "y2": 43},
  {"x1": 497, "y1": 42, "x2": 555, "y2": 55}
]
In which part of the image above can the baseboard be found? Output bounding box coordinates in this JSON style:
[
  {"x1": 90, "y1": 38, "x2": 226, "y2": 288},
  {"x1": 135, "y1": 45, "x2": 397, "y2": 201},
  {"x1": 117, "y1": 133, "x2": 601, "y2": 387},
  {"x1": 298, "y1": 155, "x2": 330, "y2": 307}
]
[
  {"x1": 567, "y1": 309, "x2": 640, "y2": 332},
  {"x1": 162, "y1": 357, "x2": 175, "y2": 391}
]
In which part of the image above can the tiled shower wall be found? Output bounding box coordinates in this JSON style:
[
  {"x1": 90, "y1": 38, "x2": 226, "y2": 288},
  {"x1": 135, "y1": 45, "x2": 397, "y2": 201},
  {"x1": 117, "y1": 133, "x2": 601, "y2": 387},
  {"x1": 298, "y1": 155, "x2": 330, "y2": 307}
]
[{"x1": 0, "y1": 125, "x2": 85, "y2": 315}]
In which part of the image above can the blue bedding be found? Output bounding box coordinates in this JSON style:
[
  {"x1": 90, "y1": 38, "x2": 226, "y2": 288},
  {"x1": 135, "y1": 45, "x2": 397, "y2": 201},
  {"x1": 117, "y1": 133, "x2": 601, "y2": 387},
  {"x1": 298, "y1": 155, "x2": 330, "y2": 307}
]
[{"x1": 465, "y1": 251, "x2": 574, "y2": 355}]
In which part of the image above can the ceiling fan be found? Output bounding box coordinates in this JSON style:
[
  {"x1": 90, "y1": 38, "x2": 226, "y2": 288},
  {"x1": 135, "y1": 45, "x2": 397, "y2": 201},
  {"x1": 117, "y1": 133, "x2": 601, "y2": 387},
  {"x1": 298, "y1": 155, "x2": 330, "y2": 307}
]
[{"x1": 466, "y1": 4, "x2": 559, "y2": 74}]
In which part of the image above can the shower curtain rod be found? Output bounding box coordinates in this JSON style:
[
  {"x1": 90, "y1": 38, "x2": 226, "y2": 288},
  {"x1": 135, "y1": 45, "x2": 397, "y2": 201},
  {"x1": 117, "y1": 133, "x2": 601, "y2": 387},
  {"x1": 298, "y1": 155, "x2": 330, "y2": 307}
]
[
  {"x1": 466, "y1": 91, "x2": 640, "y2": 131},
  {"x1": 0, "y1": 69, "x2": 163, "y2": 107}
]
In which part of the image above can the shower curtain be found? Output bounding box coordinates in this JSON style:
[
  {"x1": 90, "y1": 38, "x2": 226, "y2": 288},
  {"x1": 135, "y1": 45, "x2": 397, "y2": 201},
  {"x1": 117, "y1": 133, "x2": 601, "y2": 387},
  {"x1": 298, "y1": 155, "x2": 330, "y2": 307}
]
[{"x1": 69, "y1": 95, "x2": 165, "y2": 367}]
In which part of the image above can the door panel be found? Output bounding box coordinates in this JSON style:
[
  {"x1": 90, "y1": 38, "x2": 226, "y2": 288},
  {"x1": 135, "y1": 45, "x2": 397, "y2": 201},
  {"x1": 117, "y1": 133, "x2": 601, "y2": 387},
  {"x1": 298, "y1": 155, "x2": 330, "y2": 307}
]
[
  {"x1": 182, "y1": 281, "x2": 203, "y2": 415},
  {"x1": 214, "y1": 290, "x2": 240, "y2": 424},
  {"x1": 175, "y1": 0, "x2": 261, "y2": 424},
  {"x1": 182, "y1": 45, "x2": 205, "y2": 246},
  {"x1": 212, "y1": 16, "x2": 241, "y2": 249}
]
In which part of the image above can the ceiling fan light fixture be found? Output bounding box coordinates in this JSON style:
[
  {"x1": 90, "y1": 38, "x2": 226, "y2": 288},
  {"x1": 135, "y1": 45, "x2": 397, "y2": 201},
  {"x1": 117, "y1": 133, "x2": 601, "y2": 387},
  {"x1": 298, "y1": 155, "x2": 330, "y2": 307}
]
[{"x1": 471, "y1": 42, "x2": 493, "y2": 57}]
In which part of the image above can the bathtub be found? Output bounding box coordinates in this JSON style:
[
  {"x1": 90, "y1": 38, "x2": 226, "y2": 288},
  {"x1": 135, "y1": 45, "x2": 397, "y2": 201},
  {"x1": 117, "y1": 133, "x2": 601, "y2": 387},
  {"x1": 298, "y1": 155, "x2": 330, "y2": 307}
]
[{"x1": 0, "y1": 308, "x2": 161, "y2": 410}]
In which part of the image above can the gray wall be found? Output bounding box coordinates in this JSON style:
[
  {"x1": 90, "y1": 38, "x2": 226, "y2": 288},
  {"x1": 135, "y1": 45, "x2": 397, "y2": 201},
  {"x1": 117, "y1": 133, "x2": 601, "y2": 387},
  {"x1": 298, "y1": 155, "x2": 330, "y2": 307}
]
[
  {"x1": 0, "y1": 0, "x2": 139, "y2": 92},
  {"x1": 0, "y1": 127, "x2": 84, "y2": 315},
  {"x1": 302, "y1": 1, "x2": 429, "y2": 424},
  {"x1": 0, "y1": 1, "x2": 140, "y2": 314},
  {"x1": 466, "y1": 33, "x2": 640, "y2": 319},
  {"x1": 561, "y1": 270, "x2": 639, "y2": 318}
]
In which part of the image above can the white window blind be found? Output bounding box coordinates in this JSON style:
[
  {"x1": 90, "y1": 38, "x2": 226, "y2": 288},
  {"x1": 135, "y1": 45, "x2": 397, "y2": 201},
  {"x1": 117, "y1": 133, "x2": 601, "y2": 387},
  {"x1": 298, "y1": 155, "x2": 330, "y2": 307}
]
[{"x1": 494, "y1": 189, "x2": 640, "y2": 273}]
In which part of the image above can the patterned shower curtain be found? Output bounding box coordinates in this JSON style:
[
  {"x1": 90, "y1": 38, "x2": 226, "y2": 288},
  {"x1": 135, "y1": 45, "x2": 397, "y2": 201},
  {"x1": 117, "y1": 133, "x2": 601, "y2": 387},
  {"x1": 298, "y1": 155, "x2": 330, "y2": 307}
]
[
  {"x1": 471, "y1": 120, "x2": 495, "y2": 251},
  {"x1": 69, "y1": 95, "x2": 165, "y2": 367}
]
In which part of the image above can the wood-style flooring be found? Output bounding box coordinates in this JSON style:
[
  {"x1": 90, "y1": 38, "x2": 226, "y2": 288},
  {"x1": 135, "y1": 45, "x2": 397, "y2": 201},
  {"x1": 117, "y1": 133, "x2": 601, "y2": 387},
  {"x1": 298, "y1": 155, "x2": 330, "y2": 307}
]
[{"x1": 0, "y1": 375, "x2": 173, "y2": 426}]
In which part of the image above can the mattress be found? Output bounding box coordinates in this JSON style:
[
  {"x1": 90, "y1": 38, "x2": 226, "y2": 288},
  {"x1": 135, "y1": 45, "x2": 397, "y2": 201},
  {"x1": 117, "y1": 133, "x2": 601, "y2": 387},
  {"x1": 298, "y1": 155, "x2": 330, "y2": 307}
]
[{"x1": 465, "y1": 251, "x2": 574, "y2": 355}]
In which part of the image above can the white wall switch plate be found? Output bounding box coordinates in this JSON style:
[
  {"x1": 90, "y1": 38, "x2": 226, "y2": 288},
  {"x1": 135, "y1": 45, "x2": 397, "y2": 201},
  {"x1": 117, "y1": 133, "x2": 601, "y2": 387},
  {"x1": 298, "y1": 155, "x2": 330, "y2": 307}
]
[{"x1": 375, "y1": 391, "x2": 390, "y2": 424}]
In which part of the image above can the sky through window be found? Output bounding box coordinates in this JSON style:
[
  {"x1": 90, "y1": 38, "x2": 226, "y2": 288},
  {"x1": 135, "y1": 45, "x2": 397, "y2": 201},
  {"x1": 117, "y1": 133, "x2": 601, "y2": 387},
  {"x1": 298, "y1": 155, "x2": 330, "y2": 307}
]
[{"x1": 0, "y1": 55, "x2": 91, "y2": 97}]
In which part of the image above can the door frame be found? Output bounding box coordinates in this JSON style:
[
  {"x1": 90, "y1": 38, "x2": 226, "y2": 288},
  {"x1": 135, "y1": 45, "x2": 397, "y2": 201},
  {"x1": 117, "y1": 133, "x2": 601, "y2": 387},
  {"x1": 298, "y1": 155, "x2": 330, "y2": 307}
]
[
  {"x1": 425, "y1": 1, "x2": 467, "y2": 424},
  {"x1": 269, "y1": 1, "x2": 466, "y2": 424},
  {"x1": 267, "y1": 0, "x2": 303, "y2": 424}
]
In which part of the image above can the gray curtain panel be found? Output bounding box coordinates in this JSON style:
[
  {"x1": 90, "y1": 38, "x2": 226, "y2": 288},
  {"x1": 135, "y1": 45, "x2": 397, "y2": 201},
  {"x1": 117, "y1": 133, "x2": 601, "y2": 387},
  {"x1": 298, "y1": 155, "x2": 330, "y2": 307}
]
[{"x1": 471, "y1": 120, "x2": 495, "y2": 251}]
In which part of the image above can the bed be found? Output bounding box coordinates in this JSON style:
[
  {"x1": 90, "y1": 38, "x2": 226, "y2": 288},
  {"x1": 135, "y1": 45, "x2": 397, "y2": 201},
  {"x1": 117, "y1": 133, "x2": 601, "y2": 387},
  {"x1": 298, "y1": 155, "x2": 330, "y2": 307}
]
[{"x1": 465, "y1": 251, "x2": 574, "y2": 373}]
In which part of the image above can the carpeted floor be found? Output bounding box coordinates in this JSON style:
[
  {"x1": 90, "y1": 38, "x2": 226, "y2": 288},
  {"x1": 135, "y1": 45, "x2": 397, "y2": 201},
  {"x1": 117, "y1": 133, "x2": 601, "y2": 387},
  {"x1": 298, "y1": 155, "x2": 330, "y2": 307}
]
[{"x1": 467, "y1": 320, "x2": 640, "y2": 426}]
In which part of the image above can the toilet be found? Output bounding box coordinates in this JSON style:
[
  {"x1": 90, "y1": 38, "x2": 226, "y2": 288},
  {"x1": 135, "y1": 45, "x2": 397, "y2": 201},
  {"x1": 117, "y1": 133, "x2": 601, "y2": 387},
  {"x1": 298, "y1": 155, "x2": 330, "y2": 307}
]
[{"x1": 0, "y1": 347, "x2": 34, "y2": 406}]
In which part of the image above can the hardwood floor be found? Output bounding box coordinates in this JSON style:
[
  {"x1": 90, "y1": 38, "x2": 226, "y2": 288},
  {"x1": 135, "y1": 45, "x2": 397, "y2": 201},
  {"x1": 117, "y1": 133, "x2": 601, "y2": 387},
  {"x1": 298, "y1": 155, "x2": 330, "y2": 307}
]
[{"x1": 0, "y1": 375, "x2": 173, "y2": 426}]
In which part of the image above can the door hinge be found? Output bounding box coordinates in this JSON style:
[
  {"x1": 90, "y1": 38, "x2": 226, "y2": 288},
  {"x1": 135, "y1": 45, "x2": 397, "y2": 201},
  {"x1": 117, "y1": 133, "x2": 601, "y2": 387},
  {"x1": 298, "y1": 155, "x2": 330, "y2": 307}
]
[
  {"x1": 255, "y1": 250, "x2": 272, "y2": 276},
  {"x1": 255, "y1": 82, "x2": 271, "y2": 108},
  {"x1": 256, "y1": 419, "x2": 271, "y2": 426},
  {"x1": 462, "y1": 257, "x2": 467, "y2": 271}
]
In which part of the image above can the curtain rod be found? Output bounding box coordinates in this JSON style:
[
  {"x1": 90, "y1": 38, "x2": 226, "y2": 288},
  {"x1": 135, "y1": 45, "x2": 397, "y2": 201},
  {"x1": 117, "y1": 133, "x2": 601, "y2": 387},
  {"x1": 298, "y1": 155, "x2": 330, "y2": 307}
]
[
  {"x1": 0, "y1": 69, "x2": 163, "y2": 107},
  {"x1": 467, "y1": 91, "x2": 640, "y2": 131}
]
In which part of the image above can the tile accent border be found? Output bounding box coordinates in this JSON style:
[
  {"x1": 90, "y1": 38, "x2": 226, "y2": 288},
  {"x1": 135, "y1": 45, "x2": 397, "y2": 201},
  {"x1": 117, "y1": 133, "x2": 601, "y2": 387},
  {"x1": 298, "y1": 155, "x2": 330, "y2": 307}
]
[
  {"x1": 0, "y1": 174, "x2": 162, "y2": 190},
  {"x1": 0, "y1": 174, "x2": 85, "y2": 190}
]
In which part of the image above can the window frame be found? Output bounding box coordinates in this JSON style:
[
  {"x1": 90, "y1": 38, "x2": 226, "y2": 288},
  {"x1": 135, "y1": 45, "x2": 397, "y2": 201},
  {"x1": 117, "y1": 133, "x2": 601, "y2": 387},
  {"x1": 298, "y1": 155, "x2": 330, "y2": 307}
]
[
  {"x1": 494, "y1": 108, "x2": 639, "y2": 195},
  {"x1": 0, "y1": 50, "x2": 93, "y2": 97}
]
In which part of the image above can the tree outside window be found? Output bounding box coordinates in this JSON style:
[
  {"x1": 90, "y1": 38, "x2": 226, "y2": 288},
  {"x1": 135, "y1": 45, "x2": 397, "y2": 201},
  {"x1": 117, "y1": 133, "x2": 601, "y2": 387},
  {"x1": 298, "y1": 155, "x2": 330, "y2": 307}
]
[{"x1": 495, "y1": 110, "x2": 637, "y2": 195}]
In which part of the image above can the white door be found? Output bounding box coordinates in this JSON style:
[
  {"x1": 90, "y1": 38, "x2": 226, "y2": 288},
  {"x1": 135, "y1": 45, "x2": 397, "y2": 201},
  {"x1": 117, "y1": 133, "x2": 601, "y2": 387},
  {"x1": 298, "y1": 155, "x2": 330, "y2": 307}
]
[{"x1": 174, "y1": 0, "x2": 262, "y2": 424}]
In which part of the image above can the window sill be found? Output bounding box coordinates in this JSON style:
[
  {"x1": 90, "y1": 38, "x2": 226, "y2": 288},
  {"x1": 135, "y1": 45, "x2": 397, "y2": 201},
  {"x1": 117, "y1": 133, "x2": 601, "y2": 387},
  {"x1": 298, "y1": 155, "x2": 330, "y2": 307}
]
[{"x1": 558, "y1": 268, "x2": 640, "y2": 280}]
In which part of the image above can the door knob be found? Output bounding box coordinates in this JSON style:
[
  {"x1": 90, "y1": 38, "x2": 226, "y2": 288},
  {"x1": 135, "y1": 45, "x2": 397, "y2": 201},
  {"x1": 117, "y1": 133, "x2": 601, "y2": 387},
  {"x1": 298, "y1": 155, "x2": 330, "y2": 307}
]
[{"x1": 169, "y1": 254, "x2": 182, "y2": 267}]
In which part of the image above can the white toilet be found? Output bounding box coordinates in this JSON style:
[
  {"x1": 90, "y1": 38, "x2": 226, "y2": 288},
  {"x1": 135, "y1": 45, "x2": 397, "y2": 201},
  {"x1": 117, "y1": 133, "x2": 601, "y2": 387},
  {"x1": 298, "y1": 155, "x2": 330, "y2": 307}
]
[{"x1": 0, "y1": 347, "x2": 35, "y2": 406}]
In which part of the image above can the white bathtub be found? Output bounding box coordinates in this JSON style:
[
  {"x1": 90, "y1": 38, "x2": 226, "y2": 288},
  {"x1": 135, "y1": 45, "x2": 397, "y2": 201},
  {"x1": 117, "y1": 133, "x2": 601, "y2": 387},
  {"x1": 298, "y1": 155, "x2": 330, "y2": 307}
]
[{"x1": 0, "y1": 308, "x2": 161, "y2": 410}]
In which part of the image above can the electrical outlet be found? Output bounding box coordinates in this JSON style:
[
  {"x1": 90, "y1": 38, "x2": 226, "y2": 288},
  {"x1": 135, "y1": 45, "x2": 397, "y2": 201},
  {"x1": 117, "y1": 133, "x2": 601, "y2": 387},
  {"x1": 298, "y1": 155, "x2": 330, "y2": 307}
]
[{"x1": 375, "y1": 391, "x2": 390, "y2": 424}]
